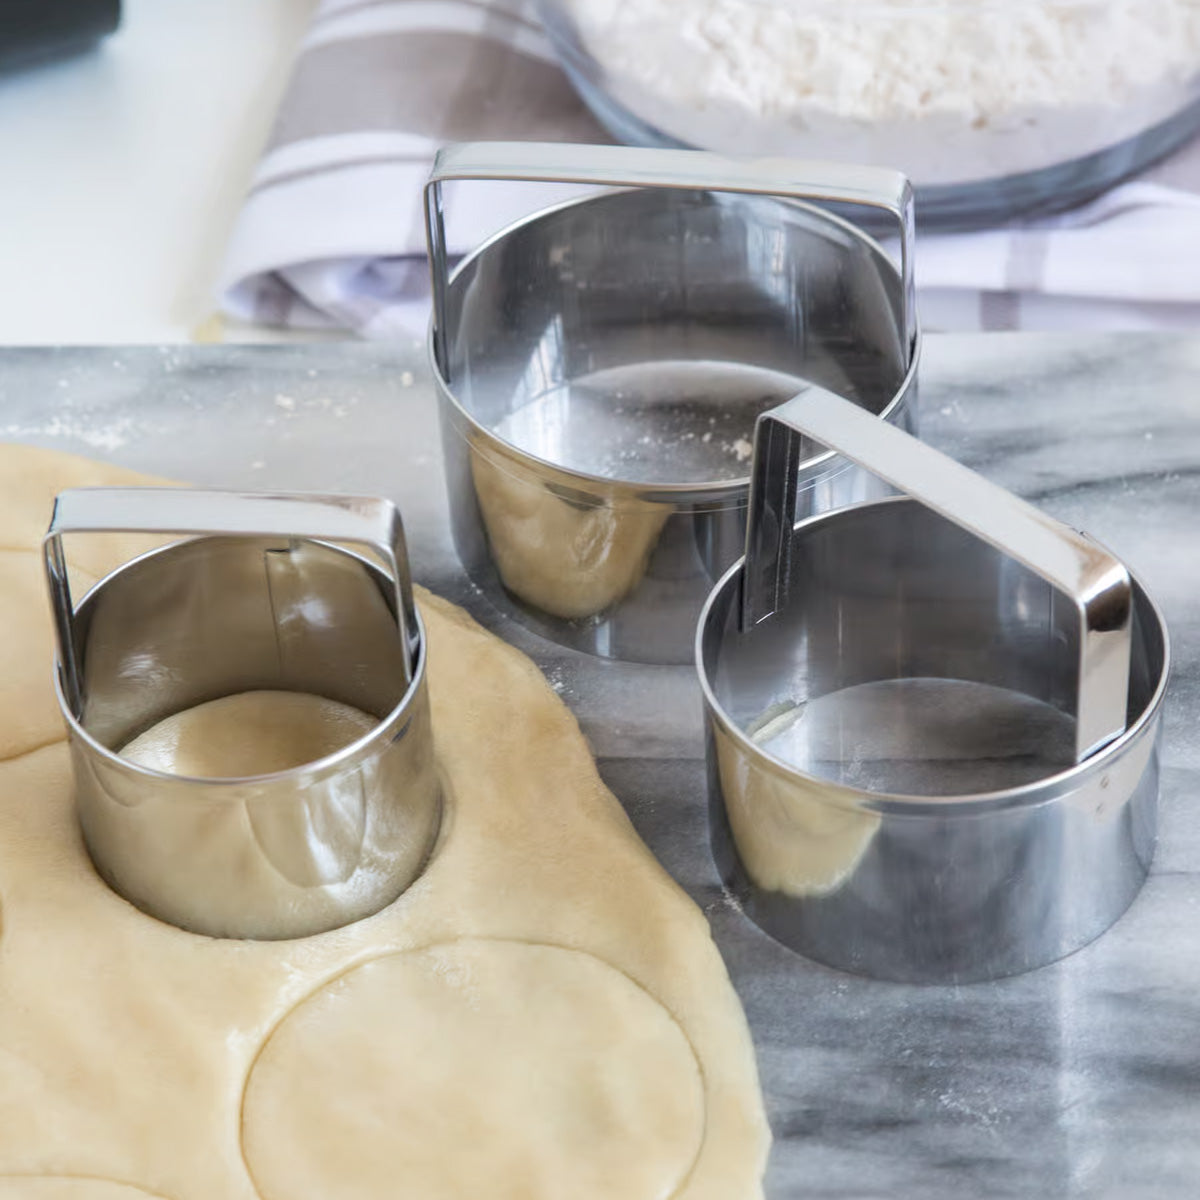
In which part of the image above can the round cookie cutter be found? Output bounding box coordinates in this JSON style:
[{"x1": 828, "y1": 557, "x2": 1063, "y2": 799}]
[
  {"x1": 43, "y1": 488, "x2": 441, "y2": 941},
  {"x1": 699, "y1": 389, "x2": 1169, "y2": 983},
  {"x1": 426, "y1": 142, "x2": 919, "y2": 664}
]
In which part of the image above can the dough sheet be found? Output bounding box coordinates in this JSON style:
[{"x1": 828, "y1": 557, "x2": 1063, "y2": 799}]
[{"x1": 0, "y1": 443, "x2": 768, "y2": 1199}]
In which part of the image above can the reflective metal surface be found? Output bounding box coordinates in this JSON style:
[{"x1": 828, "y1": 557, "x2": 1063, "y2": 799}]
[
  {"x1": 43, "y1": 489, "x2": 441, "y2": 941},
  {"x1": 744, "y1": 390, "x2": 1133, "y2": 763},
  {"x1": 5, "y1": 338, "x2": 1199, "y2": 1195},
  {"x1": 427, "y1": 142, "x2": 919, "y2": 663},
  {"x1": 698, "y1": 400, "x2": 1170, "y2": 982}
]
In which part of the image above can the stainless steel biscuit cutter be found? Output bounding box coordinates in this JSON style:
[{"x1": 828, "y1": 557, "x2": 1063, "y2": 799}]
[
  {"x1": 44, "y1": 489, "x2": 441, "y2": 941},
  {"x1": 427, "y1": 141, "x2": 920, "y2": 664},
  {"x1": 699, "y1": 389, "x2": 1169, "y2": 982}
]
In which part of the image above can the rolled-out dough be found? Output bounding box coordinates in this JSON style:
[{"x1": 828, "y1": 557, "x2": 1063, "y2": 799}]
[
  {"x1": 0, "y1": 1182, "x2": 167, "y2": 1200},
  {"x1": 243, "y1": 940, "x2": 706, "y2": 1200},
  {"x1": 120, "y1": 691, "x2": 377, "y2": 778},
  {"x1": 0, "y1": 443, "x2": 768, "y2": 1199}
]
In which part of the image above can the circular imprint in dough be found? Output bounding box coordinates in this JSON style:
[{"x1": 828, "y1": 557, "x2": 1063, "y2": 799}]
[
  {"x1": 119, "y1": 690, "x2": 377, "y2": 778},
  {"x1": 242, "y1": 940, "x2": 706, "y2": 1200},
  {"x1": 0, "y1": 1180, "x2": 169, "y2": 1199}
]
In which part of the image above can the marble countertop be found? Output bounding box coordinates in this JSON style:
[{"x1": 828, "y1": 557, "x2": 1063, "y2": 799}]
[{"x1": 0, "y1": 333, "x2": 1196, "y2": 1198}]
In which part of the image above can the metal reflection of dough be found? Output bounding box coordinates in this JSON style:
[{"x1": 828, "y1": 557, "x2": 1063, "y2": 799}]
[
  {"x1": 715, "y1": 720, "x2": 880, "y2": 898},
  {"x1": 67, "y1": 534, "x2": 442, "y2": 941},
  {"x1": 241, "y1": 941, "x2": 707, "y2": 1200},
  {"x1": 470, "y1": 448, "x2": 670, "y2": 621},
  {"x1": 72, "y1": 686, "x2": 441, "y2": 939},
  {"x1": 119, "y1": 692, "x2": 377, "y2": 890}
]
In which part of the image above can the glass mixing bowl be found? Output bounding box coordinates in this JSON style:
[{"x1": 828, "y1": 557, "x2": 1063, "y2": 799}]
[{"x1": 537, "y1": 0, "x2": 1200, "y2": 229}]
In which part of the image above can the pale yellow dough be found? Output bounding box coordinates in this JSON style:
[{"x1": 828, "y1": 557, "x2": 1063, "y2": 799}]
[
  {"x1": 0, "y1": 1183, "x2": 167, "y2": 1200},
  {"x1": 0, "y1": 443, "x2": 768, "y2": 1200},
  {"x1": 243, "y1": 941, "x2": 706, "y2": 1200},
  {"x1": 120, "y1": 691, "x2": 377, "y2": 778}
]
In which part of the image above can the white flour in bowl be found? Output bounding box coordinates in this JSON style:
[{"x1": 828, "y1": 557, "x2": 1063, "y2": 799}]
[{"x1": 563, "y1": 0, "x2": 1200, "y2": 183}]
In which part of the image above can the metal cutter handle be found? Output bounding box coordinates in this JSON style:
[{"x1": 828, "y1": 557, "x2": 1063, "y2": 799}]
[
  {"x1": 424, "y1": 141, "x2": 916, "y2": 377},
  {"x1": 742, "y1": 388, "x2": 1133, "y2": 764},
  {"x1": 43, "y1": 488, "x2": 420, "y2": 719}
]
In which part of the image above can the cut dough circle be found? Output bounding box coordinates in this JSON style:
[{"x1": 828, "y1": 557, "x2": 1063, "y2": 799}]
[
  {"x1": 242, "y1": 939, "x2": 707, "y2": 1200},
  {"x1": 119, "y1": 691, "x2": 377, "y2": 779},
  {"x1": 0, "y1": 445, "x2": 768, "y2": 1199}
]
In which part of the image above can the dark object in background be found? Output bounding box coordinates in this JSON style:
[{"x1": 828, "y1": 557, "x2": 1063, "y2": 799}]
[{"x1": 0, "y1": 0, "x2": 120, "y2": 72}]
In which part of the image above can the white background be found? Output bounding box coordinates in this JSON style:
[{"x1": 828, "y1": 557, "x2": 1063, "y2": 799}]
[{"x1": 0, "y1": 0, "x2": 318, "y2": 344}]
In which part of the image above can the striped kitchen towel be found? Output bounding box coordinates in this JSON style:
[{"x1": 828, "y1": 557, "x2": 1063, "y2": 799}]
[
  {"x1": 219, "y1": 0, "x2": 609, "y2": 339},
  {"x1": 218, "y1": 0, "x2": 1200, "y2": 337}
]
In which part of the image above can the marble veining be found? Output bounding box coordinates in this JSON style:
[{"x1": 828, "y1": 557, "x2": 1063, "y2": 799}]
[{"x1": 0, "y1": 332, "x2": 1196, "y2": 1198}]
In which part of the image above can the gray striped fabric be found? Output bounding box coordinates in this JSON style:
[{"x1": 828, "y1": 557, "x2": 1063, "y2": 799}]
[
  {"x1": 218, "y1": 0, "x2": 1200, "y2": 337},
  {"x1": 220, "y1": 0, "x2": 608, "y2": 337}
]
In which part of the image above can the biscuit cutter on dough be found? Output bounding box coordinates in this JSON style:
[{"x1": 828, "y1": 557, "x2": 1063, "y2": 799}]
[
  {"x1": 426, "y1": 141, "x2": 919, "y2": 665},
  {"x1": 698, "y1": 389, "x2": 1170, "y2": 982},
  {"x1": 43, "y1": 488, "x2": 441, "y2": 941}
]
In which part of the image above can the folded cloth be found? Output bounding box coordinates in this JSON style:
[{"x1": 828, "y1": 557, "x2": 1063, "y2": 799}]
[
  {"x1": 220, "y1": 0, "x2": 608, "y2": 339},
  {"x1": 918, "y1": 171, "x2": 1200, "y2": 331},
  {"x1": 219, "y1": 0, "x2": 1200, "y2": 338}
]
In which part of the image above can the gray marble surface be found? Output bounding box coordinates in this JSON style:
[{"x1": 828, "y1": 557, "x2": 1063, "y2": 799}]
[{"x1": 0, "y1": 334, "x2": 1197, "y2": 1199}]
